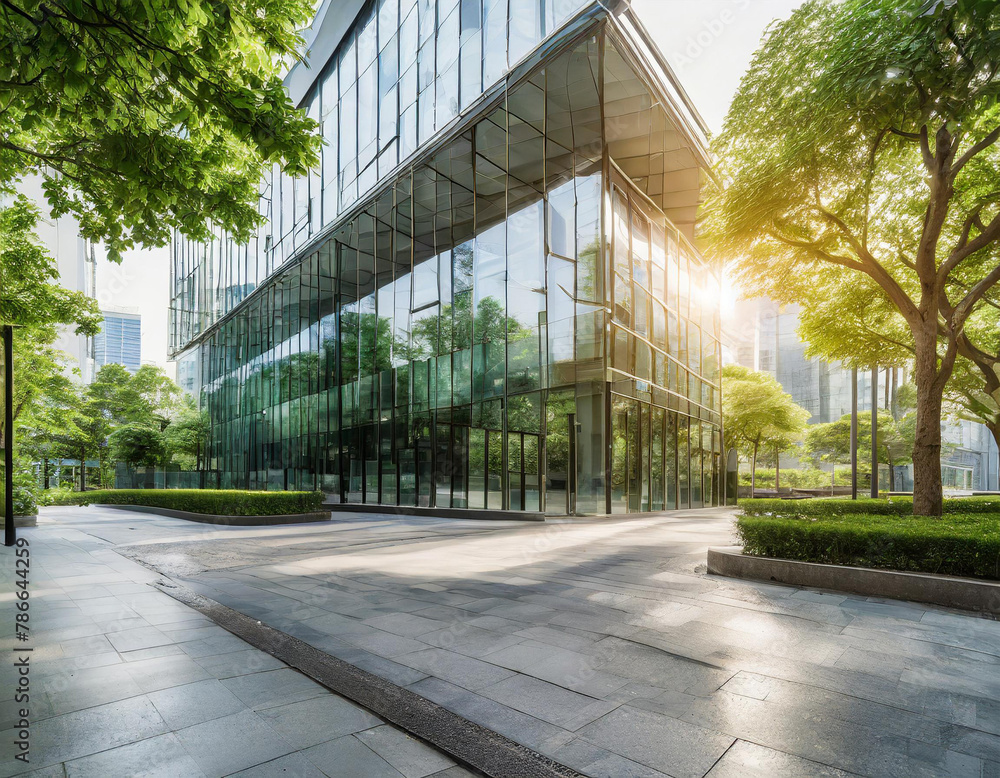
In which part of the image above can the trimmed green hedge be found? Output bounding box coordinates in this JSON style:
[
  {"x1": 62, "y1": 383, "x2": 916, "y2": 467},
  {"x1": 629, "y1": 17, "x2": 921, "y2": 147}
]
[
  {"x1": 62, "y1": 489, "x2": 325, "y2": 516},
  {"x1": 739, "y1": 496, "x2": 1000, "y2": 518},
  {"x1": 736, "y1": 512, "x2": 1000, "y2": 580}
]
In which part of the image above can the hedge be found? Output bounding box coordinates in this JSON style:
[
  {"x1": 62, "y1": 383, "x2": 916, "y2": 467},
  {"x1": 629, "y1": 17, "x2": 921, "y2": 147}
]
[
  {"x1": 739, "y1": 496, "x2": 1000, "y2": 518},
  {"x1": 736, "y1": 512, "x2": 1000, "y2": 580},
  {"x1": 62, "y1": 489, "x2": 326, "y2": 516}
]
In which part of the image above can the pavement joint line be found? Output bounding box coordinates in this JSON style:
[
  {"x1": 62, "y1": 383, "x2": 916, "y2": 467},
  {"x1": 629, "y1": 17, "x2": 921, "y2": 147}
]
[{"x1": 149, "y1": 577, "x2": 587, "y2": 778}]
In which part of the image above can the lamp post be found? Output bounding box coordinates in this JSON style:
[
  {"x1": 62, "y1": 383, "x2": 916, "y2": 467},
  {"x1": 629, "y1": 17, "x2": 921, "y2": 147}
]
[
  {"x1": 3, "y1": 325, "x2": 15, "y2": 547},
  {"x1": 850, "y1": 367, "x2": 858, "y2": 500},
  {"x1": 871, "y1": 366, "x2": 879, "y2": 499}
]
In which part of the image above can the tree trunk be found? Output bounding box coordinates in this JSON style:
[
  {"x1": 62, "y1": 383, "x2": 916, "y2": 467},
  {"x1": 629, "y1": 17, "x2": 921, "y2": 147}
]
[
  {"x1": 831, "y1": 465, "x2": 835, "y2": 496},
  {"x1": 751, "y1": 440, "x2": 758, "y2": 496},
  {"x1": 912, "y1": 328, "x2": 946, "y2": 516},
  {"x1": 79, "y1": 448, "x2": 86, "y2": 492},
  {"x1": 775, "y1": 445, "x2": 780, "y2": 492}
]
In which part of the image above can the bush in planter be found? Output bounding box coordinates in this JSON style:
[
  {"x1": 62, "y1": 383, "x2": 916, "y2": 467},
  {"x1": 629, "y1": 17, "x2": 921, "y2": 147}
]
[
  {"x1": 65, "y1": 489, "x2": 325, "y2": 516},
  {"x1": 38, "y1": 485, "x2": 76, "y2": 507},
  {"x1": 735, "y1": 512, "x2": 1000, "y2": 580},
  {"x1": 13, "y1": 467, "x2": 38, "y2": 516},
  {"x1": 4, "y1": 459, "x2": 40, "y2": 516},
  {"x1": 738, "y1": 496, "x2": 1000, "y2": 518}
]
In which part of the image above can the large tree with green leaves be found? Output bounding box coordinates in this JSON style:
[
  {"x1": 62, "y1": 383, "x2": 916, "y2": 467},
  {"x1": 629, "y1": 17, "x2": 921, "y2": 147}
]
[
  {"x1": 721, "y1": 365, "x2": 811, "y2": 492},
  {"x1": 709, "y1": 0, "x2": 1000, "y2": 515},
  {"x1": 795, "y1": 270, "x2": 1000, "y2": 454},
  {"x1": 0, "y1": 0, "x2": 320, "y2": 260}
]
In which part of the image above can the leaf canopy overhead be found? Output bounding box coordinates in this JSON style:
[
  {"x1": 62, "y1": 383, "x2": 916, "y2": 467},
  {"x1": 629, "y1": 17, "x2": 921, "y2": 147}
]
[
  {"x1": 708, "y1": 0, "x2": 1000, "y2": 320},
  {"x1": 0, "y1": 0, "x2": 321, "y2": 260}
]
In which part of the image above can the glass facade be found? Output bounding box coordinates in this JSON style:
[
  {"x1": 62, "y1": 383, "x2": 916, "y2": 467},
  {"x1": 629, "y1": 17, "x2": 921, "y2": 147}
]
[{"x1": 170, "y1": 2, "x2": 723, "y2": 514}]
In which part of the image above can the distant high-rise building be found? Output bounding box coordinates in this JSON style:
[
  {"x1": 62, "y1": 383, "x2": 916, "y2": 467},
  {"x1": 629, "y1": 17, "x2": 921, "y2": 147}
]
[{"x1": 93, "y1": 307, "x2": 142, "y2": 374}]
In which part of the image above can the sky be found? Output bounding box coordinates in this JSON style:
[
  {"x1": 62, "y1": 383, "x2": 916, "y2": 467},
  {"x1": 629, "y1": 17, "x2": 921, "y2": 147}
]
[
  {"x1": 632, "y1": 0, "x2": 805, "y2": 133},
  {"x1": 96, "y1": 0, "x2": 806, "y2": 370}
]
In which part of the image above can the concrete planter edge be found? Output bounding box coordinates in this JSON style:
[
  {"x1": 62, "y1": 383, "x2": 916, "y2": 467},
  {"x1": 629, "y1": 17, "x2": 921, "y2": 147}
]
[{"x1": 707, "y1": 546, "x2": 1000, "y2": 616}]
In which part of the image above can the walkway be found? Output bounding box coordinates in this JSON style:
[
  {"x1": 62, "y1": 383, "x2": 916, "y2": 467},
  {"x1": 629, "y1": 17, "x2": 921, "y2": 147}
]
[
  {"x1": 0, "y1": 517, "x2": 474, "y2": 777},
  {"x1": 6, "y1": 505, "x2": 1000, "y2": 777}
]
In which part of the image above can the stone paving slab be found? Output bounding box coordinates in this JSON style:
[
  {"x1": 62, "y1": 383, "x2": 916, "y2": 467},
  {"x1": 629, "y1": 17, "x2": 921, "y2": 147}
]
[
  {"x1": 0, "y1": 520, "x2": 475, "y2": 778},
  {"x1": 21, "y1": 505, "x2": 1000, "y2": 777}
]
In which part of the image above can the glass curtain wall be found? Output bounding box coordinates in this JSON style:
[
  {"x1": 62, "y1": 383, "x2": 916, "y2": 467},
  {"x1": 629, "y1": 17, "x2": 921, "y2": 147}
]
[
  {"x1": 170, "y1": 0, "x2": 590, "y2": 353},
  {"x1": 192, "y1": 19, "x2": 722, "y2": 514},
  {"x1": 607, "y1": 168, "x2": 722, "y2": 512},
  {"x1": 200, "y1": 35, "x2": 607, "y2": 512}
]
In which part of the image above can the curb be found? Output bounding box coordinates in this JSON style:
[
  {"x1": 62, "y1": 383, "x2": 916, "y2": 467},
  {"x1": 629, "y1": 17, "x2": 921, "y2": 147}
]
[
  {"x1": 151, "y1": 579, "x2": 584, "y2": 778},
  {"x1": 94, "y1": 504, "x2": 331, "y2": 526},
  {"x1": 324, "y1": 503, "x2": 546, "y2": 522},
  {"x1": 707, "y1": 546, "x2": 1000, "y2": 616}
]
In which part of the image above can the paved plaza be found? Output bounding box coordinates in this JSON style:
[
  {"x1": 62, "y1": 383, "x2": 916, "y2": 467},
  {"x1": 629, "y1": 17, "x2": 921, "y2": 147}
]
[
  {"x1": 0, "y1": 514, "x2": 474, "y2": 778},
  {"x1": 4, "y1": 506, "x2": 1000, "y2": 777}
]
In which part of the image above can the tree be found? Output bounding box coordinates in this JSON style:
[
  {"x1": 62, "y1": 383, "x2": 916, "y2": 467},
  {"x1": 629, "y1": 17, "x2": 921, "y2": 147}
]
[
  {"x1": 948, "y1": 302, "x2": 1000, "y2": 450},
  {"x1": 796, "y1": 270, "x2": 1000, "y2": 463},
  {"x1": 68, "y1": 364, "x2": 188, "y2": 487},
  {"x1": 708, "y1": 0, "x2": 1000, "y2": 515},
  {"x1": 1, "y1": 195, "x2": 99, "y2": 496},
  {"x1": 127, "y1": 365, "x2": 184, "y2": 429},
  {"x1": 721, "y1": 365, "x2": 811, "y2": 493},
  {"x1": 108, "y1": 423, "x2": 166, "y2": 470},
  {"x1": 0, "y1": 0, "x2": 320, "y2": 261},
  {"x1": 803, "y1": 410, "x2": 916, "y2": 492},
  {"x1": 163, "y1": 406, "x2": 209, "y2": 470}
]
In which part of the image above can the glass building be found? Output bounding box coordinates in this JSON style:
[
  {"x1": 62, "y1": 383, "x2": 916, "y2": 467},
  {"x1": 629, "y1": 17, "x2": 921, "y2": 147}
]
[
  {"x1": 169, "y1": 0, "x2": 723, "y2": 514},
  {"x1": 94, "y1": 308, "x2": 142, "y2": 374}
]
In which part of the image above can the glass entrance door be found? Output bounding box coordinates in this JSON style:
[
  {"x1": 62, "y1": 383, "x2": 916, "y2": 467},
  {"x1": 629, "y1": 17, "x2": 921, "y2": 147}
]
[{"x1": 506, "y1": 432, "x2": 541, "y2": 512}]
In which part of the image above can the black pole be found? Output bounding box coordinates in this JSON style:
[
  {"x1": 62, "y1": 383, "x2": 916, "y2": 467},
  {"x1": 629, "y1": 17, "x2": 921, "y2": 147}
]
[
  {"x1": 4, "y1": 325, "x2": 15, "y2": 547},
  {"x1": 850, "y1": 367, "x2": 858, "y2": 500},
  {"x1": 871, "y1": 366, "x2": 879, "y2": 498}
]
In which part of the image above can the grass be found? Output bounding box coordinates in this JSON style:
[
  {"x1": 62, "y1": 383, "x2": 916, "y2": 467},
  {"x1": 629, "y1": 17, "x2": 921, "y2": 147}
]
[
  {"x1": 56, "y1": 489, "x2": 326, "y2": 517},
  {"x1": 735, "y1": 501, "x2": 1000, "y2": 580}
]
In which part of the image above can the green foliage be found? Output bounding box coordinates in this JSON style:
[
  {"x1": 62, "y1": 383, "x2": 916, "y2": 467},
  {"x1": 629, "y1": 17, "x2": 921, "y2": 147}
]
[
  {"x1": 802, "y1": 410, "x2": 915, "y2": 470},
  {"x1": 0, "y1": 196, "x2": 102, "y2": 332},
  {"x1": 108, "y1": 423, "x2": 167, "y2": 469},
  {"x1": 163, "y1": 408, "x2": 209, "y2": 469},
  {"x1": 739, "y1": 496, "x2": 1000, "y2": 517},
  {"x1": 721, "y1": 365, "x2": 810, "y2": 483},
  {"x1": 708, "y1": 0, "x2": 1000, "y2": 515},
  {"x1": 0, "y1": 0, "x2": 320, "y2": 261},
  {"x1": 736, "y1": 511, "x2": 1000, "y2": 580},
  {"x1": 10, "y1": 458, "x2": 38, "y2": 515},
  {"x1": 64, "y1": 489, "x2": 325, "y2": 516},
  {"x1": 37, "y1": 485, "x2": 76, "y2": 507},
  {"x1": 737, "y1": 468, "x2": 837, "y2": 489},
  {"x1": 796, "y1": 273, "x2": 914, "y2": 371}
]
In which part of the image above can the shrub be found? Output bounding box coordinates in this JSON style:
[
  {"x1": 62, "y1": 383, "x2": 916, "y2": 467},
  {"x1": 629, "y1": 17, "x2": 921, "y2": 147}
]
[
  {"x1": 737, "y1": 468, "x2": 835, "y2": 489},
  {"x1": 12, "y1": 464, "x2": 38, "y2": 516},
  {"x1": 37, "y1": 485, "x2": 76, "y2": 507},
  {"x1": 64, "y1": 489, "x2": 325, "y2": 516},
  {"x1": 736, "y1": 512, "x2": 1000, "y2": 580},
  {"x1": 738, "y1": 496, "x2": 1000, "y2": 518}
]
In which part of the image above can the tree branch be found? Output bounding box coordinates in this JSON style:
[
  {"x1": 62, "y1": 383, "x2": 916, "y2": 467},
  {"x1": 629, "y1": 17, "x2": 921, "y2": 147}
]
[
  {"x1": 940, "y1": 209, "x2": 1000, "y2": 282},
  {"x1": 952, "y1": 261, "x2": 1000, "y2": 331},
  {"x1": 952, "y1": 125, "x2": 1000, "y2": 179}
]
